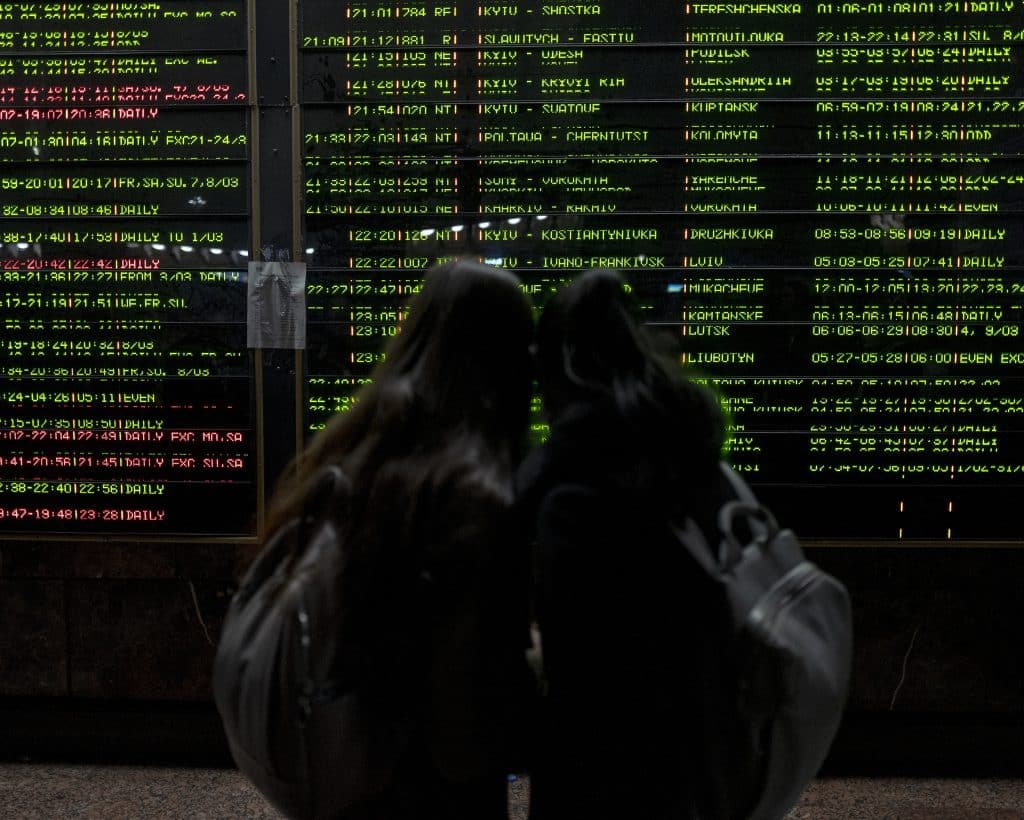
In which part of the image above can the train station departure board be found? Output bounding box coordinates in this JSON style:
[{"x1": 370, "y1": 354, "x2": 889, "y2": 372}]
[
  {"x1": 2, "y1": 2, "x2": 1023, "y2": 540},
  {"x1": 300, "y1": 1, "x2": 1024, "y2": 540},
  {"x1": 0, "y1": 1, "x2": 255, "y2": 535}
]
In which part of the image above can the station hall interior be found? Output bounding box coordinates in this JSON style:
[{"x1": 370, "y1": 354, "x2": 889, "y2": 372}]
[{"x1": 2, "y1": 0, "x2": 1024, "y2": 817}]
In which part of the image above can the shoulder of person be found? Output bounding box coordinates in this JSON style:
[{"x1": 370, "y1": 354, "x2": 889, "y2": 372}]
[{"x1": 516, "y1": 402, "x2": 620, "y2": 497}]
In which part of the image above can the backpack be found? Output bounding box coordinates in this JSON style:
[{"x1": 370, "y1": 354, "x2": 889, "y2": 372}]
[
  {"x1": 674, "y1": 462, "x2": 852, "y2": 820},
  {"x1": 212, "y1": 465, "x2": 408, "y2": 820}
]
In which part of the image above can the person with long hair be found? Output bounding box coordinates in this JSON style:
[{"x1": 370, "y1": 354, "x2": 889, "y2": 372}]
[
  {"x1": 265, "y1": 259, "x2": 537, "y2": 820},
  {"x1": 518, "y1": 268, "x2": 728, "y2": 819}
]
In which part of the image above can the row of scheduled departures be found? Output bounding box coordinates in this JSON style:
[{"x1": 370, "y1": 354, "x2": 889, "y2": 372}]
[
  {"x1": 303, "y1": 213, "x2": 1024, "y2": 268},
  {"x1": 303, "y1": 157, "x2": 1024, "y2": 214},
  {"x1": 301, "y1": 44, "x2": 1024, "y2": 102},
  {"x1": 299, "y1": 0, "x2": 1024, "y2": 46}
]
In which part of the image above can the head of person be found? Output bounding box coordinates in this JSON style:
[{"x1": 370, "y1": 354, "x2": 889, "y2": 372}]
[
  {"x1": 536, "y1": 268, "x2": 653, "y2": 421},
  {"x1": 536, "y1": 268, "x2": 725, "y2": 482},
  {"x1": 367, "y1": 257, "x2": 534, "y2": 447},
  {"x1": 265, "y1": 259, "x2": 534, "y2": 535}
]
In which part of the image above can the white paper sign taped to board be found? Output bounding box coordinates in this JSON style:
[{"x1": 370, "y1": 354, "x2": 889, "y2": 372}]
[{"x1": 247, "y1": 261, "x2": 306, "y2": 349}]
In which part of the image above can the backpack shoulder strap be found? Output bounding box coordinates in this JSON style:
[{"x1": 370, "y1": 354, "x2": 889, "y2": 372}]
[{"x1": 671, "y1": 517, "x2": 721, "y2": 577}]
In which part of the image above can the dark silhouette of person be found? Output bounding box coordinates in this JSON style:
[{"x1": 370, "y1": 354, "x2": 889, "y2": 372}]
[
  {"x1": 518, "y1": 268, "x2": 727, "y2": 820},
  {"x1": 265, "y1": 259, "x2": 537, "y2": 819}
]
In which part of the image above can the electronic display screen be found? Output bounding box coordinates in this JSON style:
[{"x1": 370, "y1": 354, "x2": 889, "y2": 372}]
[
  {"x1": 301, "y1": 1, "x2": 1024, "y2": 540},
  {"x1": 0, "y1": 0, "x2": 255, "y2": 535},
  {"x1": 3, "y1": 0, "x2": 1023, "y2": 540}
]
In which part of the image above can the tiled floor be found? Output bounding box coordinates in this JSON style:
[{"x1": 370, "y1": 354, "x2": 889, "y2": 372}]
[{"x1": 0, "y1": 765, "x2": 1021, "y2": 819}]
